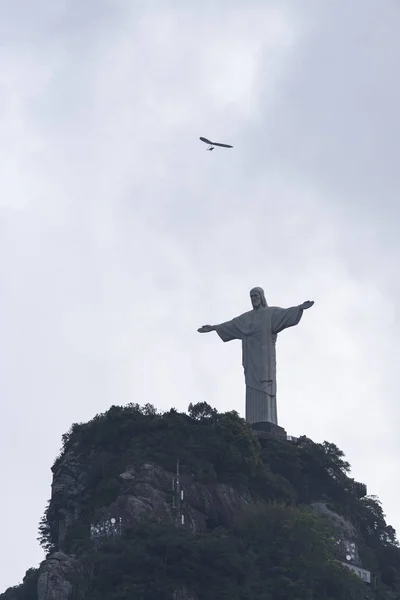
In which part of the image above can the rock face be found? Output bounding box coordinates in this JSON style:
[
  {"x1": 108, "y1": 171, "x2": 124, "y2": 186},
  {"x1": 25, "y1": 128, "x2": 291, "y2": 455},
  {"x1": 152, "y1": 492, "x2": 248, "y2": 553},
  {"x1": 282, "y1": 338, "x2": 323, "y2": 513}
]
[
  {"x1": 310, "y1": 502, "x2": 357, "y2": 539},
  {"x1": 51, "y1": 449, "x2": 255, "y2": 550},
  {"x1": 173, "y1": 587, "x2": 198, "y2": 600},
  {"x1": 310, "y1": 502, "x2": 364, "y2": 567},
  {"x1": 32, "y1": 450, "x2": 364, "y2": 600},
  {"x1": 98, "y1": 462, "x2": 255, "y2": 533},
  {"x1": 50, "y1": 443, "x2": 89, "y2": 549},
  {"x1": 37, "y1": 553, "x2": 79, "y2": 600},
  {"x1": 41, "y1": 449, "x2": 256, "y2": 599}
]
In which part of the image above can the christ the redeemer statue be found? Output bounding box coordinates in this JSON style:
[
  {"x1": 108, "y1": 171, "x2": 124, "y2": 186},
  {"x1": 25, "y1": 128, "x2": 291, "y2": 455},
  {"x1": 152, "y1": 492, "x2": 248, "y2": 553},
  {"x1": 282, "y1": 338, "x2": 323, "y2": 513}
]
[{"x1": 197, "y1": 287, "x2": 314, "y2": 426}]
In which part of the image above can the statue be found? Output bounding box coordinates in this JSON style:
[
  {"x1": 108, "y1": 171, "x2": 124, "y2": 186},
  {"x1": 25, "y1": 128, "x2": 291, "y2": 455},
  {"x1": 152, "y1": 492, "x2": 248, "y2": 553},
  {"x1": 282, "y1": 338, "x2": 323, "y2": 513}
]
[{"x1": 198, "y1": 287, "x2": 314, "y2": 426}]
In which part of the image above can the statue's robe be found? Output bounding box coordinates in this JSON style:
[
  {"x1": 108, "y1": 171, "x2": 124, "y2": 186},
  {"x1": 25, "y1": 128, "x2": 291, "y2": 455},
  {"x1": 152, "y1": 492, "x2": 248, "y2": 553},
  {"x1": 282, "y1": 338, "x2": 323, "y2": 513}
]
[{"x1": 215, "y1": 305, "x2": 303, "y2": 425}]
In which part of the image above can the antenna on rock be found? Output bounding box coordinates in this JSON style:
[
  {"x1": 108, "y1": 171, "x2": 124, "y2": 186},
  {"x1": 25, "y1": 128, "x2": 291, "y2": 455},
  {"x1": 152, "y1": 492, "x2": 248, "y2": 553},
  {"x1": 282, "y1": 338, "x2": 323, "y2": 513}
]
[{"x1": 172, "y1": 459, "x2": 185, "y2": 525}]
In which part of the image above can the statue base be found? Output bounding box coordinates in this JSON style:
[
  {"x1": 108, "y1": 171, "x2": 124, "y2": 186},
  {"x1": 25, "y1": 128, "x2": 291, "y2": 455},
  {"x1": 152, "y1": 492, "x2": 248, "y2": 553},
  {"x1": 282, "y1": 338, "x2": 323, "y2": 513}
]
[{"x1": 251, "y1": 421, "x2": 287, "y2": 440}]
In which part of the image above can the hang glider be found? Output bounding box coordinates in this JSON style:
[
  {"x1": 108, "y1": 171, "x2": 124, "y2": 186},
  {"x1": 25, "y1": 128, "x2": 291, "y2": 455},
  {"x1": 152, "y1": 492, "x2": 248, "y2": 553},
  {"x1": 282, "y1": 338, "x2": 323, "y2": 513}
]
[{"x1": 199, "y1": 136, "x2": 233, "y2": 151}]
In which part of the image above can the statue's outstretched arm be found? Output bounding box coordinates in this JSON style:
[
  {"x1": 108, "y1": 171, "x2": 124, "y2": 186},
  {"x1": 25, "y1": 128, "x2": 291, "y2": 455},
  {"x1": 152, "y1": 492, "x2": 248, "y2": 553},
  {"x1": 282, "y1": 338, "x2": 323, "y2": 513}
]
[
  {"x1": 197, "y1": 325, "x2": 216, "y2": 333},
  {"x1": 300, "y1": 300, "x2": 314, "y2": 310}
]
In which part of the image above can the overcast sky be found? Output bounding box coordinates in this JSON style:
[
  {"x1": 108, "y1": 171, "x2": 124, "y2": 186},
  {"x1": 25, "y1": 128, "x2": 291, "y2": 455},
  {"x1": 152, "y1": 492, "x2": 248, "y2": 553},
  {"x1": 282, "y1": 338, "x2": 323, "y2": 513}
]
[{"x1": 1, "y1": 0, "x2": 400, "y2": 592}]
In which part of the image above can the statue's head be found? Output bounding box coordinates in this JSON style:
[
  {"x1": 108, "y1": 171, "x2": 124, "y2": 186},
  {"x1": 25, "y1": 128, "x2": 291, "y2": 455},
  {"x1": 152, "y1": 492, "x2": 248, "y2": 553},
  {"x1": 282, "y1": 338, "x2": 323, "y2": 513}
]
[{"x1": 250, "y1": 287, "x2": 267, "y2": 309}]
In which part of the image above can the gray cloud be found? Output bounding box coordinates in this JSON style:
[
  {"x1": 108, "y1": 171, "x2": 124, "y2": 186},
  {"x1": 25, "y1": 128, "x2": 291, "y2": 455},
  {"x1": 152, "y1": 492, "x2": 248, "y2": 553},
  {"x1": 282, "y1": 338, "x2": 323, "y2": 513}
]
[{"x1": 1, "y1": 0, "x2": 399, "y2": 590}]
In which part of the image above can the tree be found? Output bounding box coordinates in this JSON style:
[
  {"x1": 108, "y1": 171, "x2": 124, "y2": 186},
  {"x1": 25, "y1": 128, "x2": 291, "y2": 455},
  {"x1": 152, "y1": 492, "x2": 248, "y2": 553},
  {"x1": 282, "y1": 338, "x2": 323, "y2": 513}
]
[{"x1": 188, "y1": 402, "x2": 217, "y2": 420}]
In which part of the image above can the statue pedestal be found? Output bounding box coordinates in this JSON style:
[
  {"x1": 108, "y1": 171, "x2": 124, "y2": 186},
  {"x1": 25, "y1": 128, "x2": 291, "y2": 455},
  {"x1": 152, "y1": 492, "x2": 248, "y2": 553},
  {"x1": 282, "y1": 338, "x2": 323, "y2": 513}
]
[{"x1": 251, "y1": 421, "x2": 287, "y2": 440}]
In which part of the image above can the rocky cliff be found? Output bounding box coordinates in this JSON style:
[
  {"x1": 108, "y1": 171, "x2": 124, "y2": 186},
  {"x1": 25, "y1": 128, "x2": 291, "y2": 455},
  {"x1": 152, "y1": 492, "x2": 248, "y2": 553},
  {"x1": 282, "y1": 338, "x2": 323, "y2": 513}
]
[
  {"x1": 51, "y1": 453, "x2": 255, "y2": 551},
  {"x1": 36, "y1": 456, "x2": 256, "y2": 600},
  {"x1": 2, "y1": 402, "x2": 398, "y2": 600}
]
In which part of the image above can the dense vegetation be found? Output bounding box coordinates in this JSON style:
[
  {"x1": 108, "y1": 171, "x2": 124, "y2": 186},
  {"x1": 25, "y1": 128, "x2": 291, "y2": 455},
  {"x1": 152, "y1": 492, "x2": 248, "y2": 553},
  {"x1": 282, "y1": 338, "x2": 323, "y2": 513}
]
[{"x1": 2, "y1": 402, "x2": 400, "y2": 600}]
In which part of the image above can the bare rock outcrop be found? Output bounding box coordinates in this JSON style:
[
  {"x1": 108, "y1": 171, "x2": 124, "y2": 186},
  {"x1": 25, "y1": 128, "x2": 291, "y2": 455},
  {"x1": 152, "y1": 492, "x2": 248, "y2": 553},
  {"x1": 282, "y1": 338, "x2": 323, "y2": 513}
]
[
  {"x1": 51, "y1": 449, "x2": 255, "y2": 548},
  {"x1": 40, "y1": 450, "x2": 256, "y2": 599},
  {"x1": 310, "y1": 502, "x2": 357, "y2": 539},
  {"x1": 37, "y1": 552, "x2": 81, "y2": 600}
]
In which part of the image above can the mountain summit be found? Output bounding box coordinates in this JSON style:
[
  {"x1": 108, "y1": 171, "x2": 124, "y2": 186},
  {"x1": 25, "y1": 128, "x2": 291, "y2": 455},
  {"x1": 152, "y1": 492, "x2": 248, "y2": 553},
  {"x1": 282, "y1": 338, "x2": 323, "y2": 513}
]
[{"x1": 2, "y1": 402, "x2": 399, "y2": 600}]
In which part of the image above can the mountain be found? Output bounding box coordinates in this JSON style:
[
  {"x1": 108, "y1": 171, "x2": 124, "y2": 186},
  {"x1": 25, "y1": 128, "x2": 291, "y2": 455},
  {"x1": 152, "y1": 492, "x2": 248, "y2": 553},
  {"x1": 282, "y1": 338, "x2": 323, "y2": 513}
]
[{"x1": 2, "y1": 402, "x2": 399, "y2": 600}]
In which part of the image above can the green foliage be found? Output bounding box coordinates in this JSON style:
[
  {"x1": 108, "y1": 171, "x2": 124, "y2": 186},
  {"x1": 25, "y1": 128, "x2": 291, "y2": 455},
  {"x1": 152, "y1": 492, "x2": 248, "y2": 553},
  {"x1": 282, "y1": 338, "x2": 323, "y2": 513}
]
[
  {"x1": 0, "y1": 568, "x2": 39, "y2": 600},
  {"x1": 54, "y1": 402, "x2": 260, "y2": 487},
  {"x1": 38, "y1": 402, "x2": 264, "y2": 556},
  {"x1": 234, "y1": 503, "x2": 374, "y2": 600},
  {"x1": 357, "y1": 496, "x2": 399, "y2": 548},
  {"x1": 64, "y1": 519, "x2": 93, "y2": 555},
  {"x1": 188, "y1": 401, "x2": 217, "y2": 420},
  {"x1": 78, "y1": 506, "x2": 374, "y2": 600},
  {"x1": 37, "y1": 501, "x2": 53, "y2": 555},
  {"x1": 12, "y1": 401, "x2": 399, "y2": 600}
]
